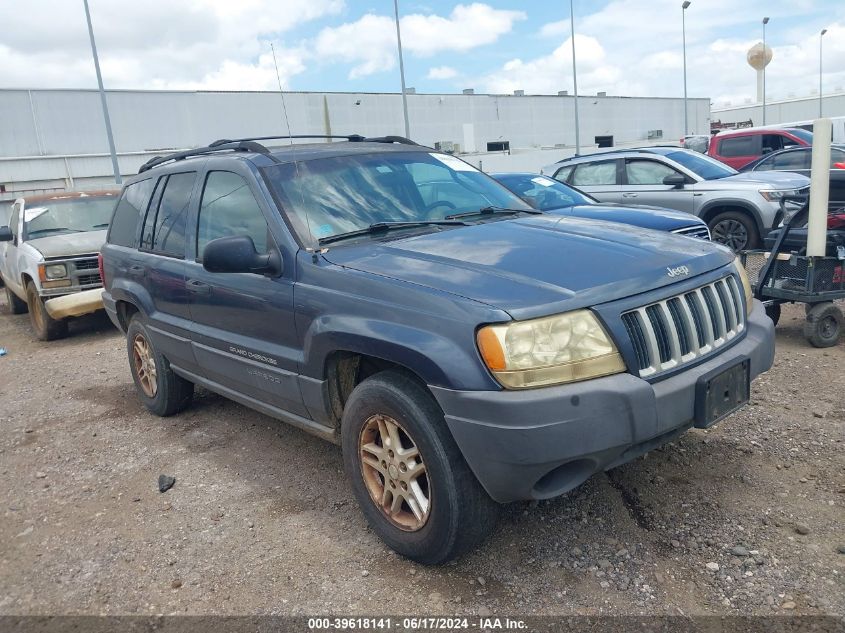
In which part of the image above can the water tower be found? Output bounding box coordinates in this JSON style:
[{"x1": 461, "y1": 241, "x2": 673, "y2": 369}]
[{"x1": 747, "y1": 42, "x2": 773, "y2": 103}]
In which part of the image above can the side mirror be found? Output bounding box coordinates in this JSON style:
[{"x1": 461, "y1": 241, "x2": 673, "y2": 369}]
[
  {"x1": 202, "y1": 235, "x2": 282, "y2": 276},
  {"x1": 662, "y1": 174, "x2": 686, "y2": 188},
  {"x1": 0, "y1": 226, "x2": 12, "y2": 242}
]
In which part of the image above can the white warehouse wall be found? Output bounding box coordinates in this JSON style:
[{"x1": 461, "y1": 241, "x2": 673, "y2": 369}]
[
  {"x1": 0, "y1": 88, "x2": 709, "y2": 200},
  {"x1": 711, "y1": 91, "x2": 845, "y2": 127}
]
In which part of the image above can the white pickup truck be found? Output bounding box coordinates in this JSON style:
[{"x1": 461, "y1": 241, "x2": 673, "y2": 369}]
[{"x1": 0, "y1": 191, "x2": 117, "y2": 340}]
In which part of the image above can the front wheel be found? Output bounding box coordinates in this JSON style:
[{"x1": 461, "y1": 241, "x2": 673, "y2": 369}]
[
  {"x1": 708, "y1": 211, "x2": 760, "y2": 251},
  {"x1": 26, "y1": 282, "x2": 67, "y2": 340},
  {"x1": 341, "y1": 370, "x2": 498, "y2": 565}
]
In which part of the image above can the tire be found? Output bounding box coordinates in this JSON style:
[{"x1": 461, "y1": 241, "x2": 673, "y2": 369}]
[
  {"x1": 803, "y1": 302, "x2": 843, "y2": 348},
  {"x1": 708, "y1": 211, "x2": 760, "y2": 251},
  {"x1": 341, "y1": 370, "x2": 498, "y2": 565},
  {"x1": 765, "y1": 303, "x2": 781, "y2": 326},
  {"x1": 26, "y1": 281, "x2": 67, "y2": 340},
  {"x1": 4, "y1": 284, "x2": 28, "y2": 315},
  {"x1": 126, "y1": 315, "x2": 194, "y2": 416}
]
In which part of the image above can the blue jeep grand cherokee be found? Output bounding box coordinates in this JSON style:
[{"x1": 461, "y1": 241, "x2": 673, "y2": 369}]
[{"x1": 101, "y1": 135, "x2": 775, "y2": 564}]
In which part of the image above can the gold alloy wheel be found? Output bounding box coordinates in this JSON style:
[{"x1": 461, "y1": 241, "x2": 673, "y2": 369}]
[
  {"x1": 359, "y1": 413, "x2": 431, "y2": 531},
  {"x1": 132, "y1": 333, "x2": 158, "y2": 398}
]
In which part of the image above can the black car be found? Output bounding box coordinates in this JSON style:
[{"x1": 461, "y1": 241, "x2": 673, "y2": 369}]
[
  {"x1": 741, "y1": 145, "x2": 845, "y2": 210},
  {"x1": 492, "y1": 172, "x2": 710, "y2": 239}
]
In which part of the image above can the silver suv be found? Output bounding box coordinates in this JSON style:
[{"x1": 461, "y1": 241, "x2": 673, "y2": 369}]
[{"x1": 543, "y1": 147, "x2": 810, "y2": 250}]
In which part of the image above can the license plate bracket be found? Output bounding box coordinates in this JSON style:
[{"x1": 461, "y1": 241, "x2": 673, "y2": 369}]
[{"x1": 694, "y1": 359, "x2": 750, "y2": 429}]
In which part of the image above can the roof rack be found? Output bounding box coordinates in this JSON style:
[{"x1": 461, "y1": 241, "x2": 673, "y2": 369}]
[{"x1": 139, "y1": 134, "x2": 421, "y2": 174}]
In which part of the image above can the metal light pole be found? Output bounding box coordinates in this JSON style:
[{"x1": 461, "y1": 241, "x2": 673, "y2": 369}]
[
  {"x1": 819, "y1": 28, "x2": 827, "y2": 118},
  {"x1": 762, "y1": 16, "x2": 769, "y2": 126},
  {"x1": 393, "y1": 0, "x2": 411, "y2": 138},
  {"x1": 682, "y1": 1, "x2": 690, "y2": 136},
  {"x1": 83, "y1": 0, "x2": 121, "y2": 184},
  {"x1": 570, "y1": 0, "x2": 580, "y2": 155}
]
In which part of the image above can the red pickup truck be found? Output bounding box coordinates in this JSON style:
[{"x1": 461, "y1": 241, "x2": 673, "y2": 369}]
[{"x1": 708, "y1": 127, "x2": 813, "y2": 169}]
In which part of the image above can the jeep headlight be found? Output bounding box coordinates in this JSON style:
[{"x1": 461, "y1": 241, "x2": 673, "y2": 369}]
[
  {"x1": 477, "y1": 310, "x2": 625, "y2": 389},
  {"x1": 42, "y1": 263, "x2": 68, "y2": 280},
  {"x1": 733, "y1": 257, "x2": 753, "y2": 316}
]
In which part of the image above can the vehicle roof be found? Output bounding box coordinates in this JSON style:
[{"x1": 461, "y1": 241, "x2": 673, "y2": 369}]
[
  {"x1": 18, "y1": 190, "x2": 119, "y2": 204},
  {"x1": 554, "y1": 146, "x2": 689, "y2": 164},
  {"x1": 713, "y1": 126, "x2": 809, "y2": 137}
]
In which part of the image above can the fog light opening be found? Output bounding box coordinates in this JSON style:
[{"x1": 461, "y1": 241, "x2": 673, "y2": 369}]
[{"x1": 532, "y1": 459, "x2": 596, "y2": 499}]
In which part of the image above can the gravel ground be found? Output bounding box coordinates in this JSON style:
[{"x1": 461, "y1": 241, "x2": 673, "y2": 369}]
[{"x1": 0, "y1": 296, "x2": 843, "y2": 617}]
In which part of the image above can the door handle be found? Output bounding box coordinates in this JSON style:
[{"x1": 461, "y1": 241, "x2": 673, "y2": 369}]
[
  {"x1": 622, "y1": 193, "x2": 638, "y2": 198},
  {"x1": 128, "y1": 264, "x2": 146, "y2": 277},
  {"x1": 186, "y1": 279, "x2": 211, "y2": 295}
]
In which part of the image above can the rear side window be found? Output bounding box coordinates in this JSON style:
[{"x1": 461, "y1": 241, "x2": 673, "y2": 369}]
[
  {"x1": 552, "y1": 165, "x2": 574, "y2": 182},
  {"x1": 571, "y1": 161, "x2": 617, "y2": 186},
  {"x1": 141, "y1": 172, "x2": 196, "y2": 257},
  {"x1": 771, "y1": 150, "x2": 810, "y2": 171},
  {"x1": 108, "y1": 178, "x2": 155, "y2": 247},
  {"x1": 717, "y1": 136, "x2": 756, "y2": 157},
  {"x1": 197, "y1": 171, "x2": 269, "y2": 259}
]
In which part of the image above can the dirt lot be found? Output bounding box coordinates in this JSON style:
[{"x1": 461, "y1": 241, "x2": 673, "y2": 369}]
[{"x1": 0, "y1": 296, "x2": 842, "y2": 617}]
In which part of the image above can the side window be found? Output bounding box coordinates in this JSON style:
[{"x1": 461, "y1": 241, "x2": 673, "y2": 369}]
[
  {"x1": 141, "y1": 172, "x2": 196, "y2": 257},
  {"x1": 140, "y1": 177, "x2": 166, "y2": 250},
  {"x1": 625, "y1": 160, "x2": 679, "y2": 185},
  {"x1": 771, "y1": 151, "x2": 810, "y2": 171},
  {"x1": 781, "y1": 136, "x2": 800, "y2": 149},
  {"x1": 831, "y1": 149, "x2": 845, "y2": 168},
  {"x1": 197, "y1": 171, "x2": 269, "y2": 259},
  {"x1": 762, "y1": 134, "x2": 783, "y2": 154},
  {"x1": 553, "y1": 165, "x2": 574, "y2": 182},
  {"x1": 752, "y1": 154, "x2": 776, "y2": 171},
  {"x1": 718, "y1": 136, "x2": 756, "y2": 157},
  {"x1": 107, "y1": 178, "x2": 155, "y2": 248},
  {"x1": 570, "y1": 161, "x2": 617, "y2": 186}
]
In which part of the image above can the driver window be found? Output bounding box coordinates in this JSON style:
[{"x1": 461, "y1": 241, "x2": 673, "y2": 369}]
[
  {"x1": 626, "y1": 160, "x2": 678, "y2": 185},
  {"x1": 762, "y1": 135, "x2": 783, "y2": 153},
  {"x1": 197, "y1": 171, "x2": 270, "y2": 260}
]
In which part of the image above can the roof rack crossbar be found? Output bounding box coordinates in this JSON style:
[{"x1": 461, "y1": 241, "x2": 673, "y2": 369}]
[{"x1": 208, "y1": 134, "x2": 418, "y2": 147}]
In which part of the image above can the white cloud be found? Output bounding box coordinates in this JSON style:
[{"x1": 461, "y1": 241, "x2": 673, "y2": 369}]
[
  {"x1": 314, "y1": 3, "x2": 525, "y2": 79},
  {"x1": 0, "y1": 0, "x2": 342, "y2": 89},
  {"x1": 427, "y1": 66, "x2": 458, "y2": 80},
  {"x1": 539, "y1": 19, "x2": 569, "y2": 39}
]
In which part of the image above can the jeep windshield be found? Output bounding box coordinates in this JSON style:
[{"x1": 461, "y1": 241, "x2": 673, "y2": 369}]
[
  {"x1": 666, "y1": 150, "x2": 738, "y2": 180},
  {"x1": 23, "y1": 197, "x2": 116, "y2": 239},
  {"x1": 262, "y1": 151, "x2": 535, "y2": 246}
]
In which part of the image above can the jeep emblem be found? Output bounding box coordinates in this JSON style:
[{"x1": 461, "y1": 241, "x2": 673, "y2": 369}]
[{"x1": 667, "y1": 265, "x2": 690, "y2": 278}]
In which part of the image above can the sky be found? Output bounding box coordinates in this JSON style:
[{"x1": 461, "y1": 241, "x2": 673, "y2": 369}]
[{"x1": 1, "y1": 0, "x2": 844, "y2": 107}]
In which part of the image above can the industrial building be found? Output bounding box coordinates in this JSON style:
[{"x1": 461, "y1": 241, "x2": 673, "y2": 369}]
[
  {"x1": 0, "y1": 88, "x2": 709, "y2": 202},
  {"x1": 711, "y1": 90, "x2": 845, "y2": 129}
]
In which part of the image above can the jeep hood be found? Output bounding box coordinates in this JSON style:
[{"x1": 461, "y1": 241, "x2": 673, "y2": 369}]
[
  {"x1": 560, "y1": 203, "x2": 704, "y2": 232},
  {"x1": 26, "y1": 230, "x2": 107, "y2": 259},
  {"x1": 322, "y1": 215, "x2": 733, "y2": 320}
]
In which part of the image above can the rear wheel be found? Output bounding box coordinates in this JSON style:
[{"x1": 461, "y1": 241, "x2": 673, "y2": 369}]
[
  {"x1": 4, "y1": 285, "x2": 28, "y2": 315},
  {"x1": 341, "y1": 370, "x2": 498, "y2": 564},
  {"x1": 708, "y1": 211, "x2": 760, "y2": 251},
  {"x1": 126, "y1": 315, "x2": 194, "y2": 416},
  {"x1": 803, "y1": 302, "x2": 842, "y2": 348},
  {"x1": 26, "y1": 281, "x2": 67, "y2": 340}
]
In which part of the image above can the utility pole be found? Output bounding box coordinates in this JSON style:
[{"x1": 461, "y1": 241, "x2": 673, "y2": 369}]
[
  {"x1": 682, "y1": 1, "x2": 691, "y2": 136},
  {"x1": 83, "y1": 0, "x2": 121, "y2": 184},
  {"x1": 762, "y1": 16, "x2": 769, "y2": 126},
  {"x1": 393, "y1": 0, "x2": 411, "y2": 138},
  {"x1": 570, "y1": 0, "x2": 580, "y2": 155}
]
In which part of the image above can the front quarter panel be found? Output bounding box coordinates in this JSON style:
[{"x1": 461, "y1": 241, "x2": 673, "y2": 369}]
[{"x1": 295, "y1": 251, "x2": 506, "y2": 391}]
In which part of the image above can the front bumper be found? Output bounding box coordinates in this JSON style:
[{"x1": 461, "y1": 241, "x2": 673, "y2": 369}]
[{"x1": 430, "y1": 300, "x2": 775, "y2": 503}]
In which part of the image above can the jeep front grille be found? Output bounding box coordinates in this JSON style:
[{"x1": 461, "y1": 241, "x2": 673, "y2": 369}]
[
  {"x1": 672, "y1": 225, "x2": 711, "y2": 240},
  {"x1": 621, "y1": 275, "x2": 745, "y2": 378}
]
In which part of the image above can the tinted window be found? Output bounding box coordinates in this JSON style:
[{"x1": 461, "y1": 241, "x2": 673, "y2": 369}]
[
  {"x1": 142, "y1": 172, "x2": 195, "y2": 257},
  {"x1": 140, "y1": 177, "x2": 166, "y2": 250},
  {"x1": 571, "y1": 161, "x2": 617, "y2": 186},
  {"x1": 787, "y1": 129, "x2": 813, "y2": 144},
  {"x1": 108, "y1": 178, "x2": 155, "y2": 247},
  {"x1": 718, "y1": 136, "x2": 757, "y2": 157},
  {"x1": 762, "y1": 134, "x2": 784, "y2": 153},
  {"x1": 771, "y1": 150, "x2": 810, "y2": 171},
  {"x1": 831, "y1": 148, "x2": 845, "y2": 167},
  {"x1": 626, "y1": 160, "x2": 679, "y2": 185},
  {"x1": 197, "y1": 171, "x2": 269, "y2": 258}
]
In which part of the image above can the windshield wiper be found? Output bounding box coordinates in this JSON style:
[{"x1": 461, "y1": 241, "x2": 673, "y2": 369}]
[
  {"x1": 444, "y1": 206, "x2": 542, "y2": 221},
  {"x1": 317, "y1": 220, "x2": 467, "y2": 246},
  {"x1": 27, "y1": 227, "x2": 84, "y2": 236}
]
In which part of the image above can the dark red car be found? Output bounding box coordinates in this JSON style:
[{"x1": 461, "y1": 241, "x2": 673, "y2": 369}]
[{"x1": 708, "y1": 127, "x2": 813, "y2": 169}]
